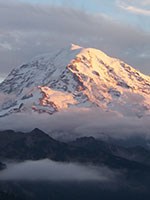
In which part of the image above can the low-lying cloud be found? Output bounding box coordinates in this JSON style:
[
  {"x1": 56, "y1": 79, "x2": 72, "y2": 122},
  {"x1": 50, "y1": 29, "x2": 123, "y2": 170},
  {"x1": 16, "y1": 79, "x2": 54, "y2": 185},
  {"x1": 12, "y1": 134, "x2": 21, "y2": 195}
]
[
  {"x1": 0, "y1": 108, "x2": 149, "y2": 141},
  {"x1": 0, "y1": 159, "x2": 116, "y2": 181}
]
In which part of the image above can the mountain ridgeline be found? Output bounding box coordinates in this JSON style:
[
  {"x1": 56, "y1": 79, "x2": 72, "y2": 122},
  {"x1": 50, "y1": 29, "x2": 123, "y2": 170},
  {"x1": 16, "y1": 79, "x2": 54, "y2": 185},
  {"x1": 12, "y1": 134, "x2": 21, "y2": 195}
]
[
  {"x1": 0, "y1": 128, "x2": 150, "y2": 170},
  {"x1": 1, "y1": 129, "x2": 150, "y2": 199}
]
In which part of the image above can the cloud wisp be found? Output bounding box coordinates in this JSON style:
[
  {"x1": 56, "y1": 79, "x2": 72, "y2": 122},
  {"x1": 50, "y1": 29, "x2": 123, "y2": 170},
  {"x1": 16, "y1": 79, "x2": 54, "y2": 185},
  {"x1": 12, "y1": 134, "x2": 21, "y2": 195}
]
[{"x1": 117, "y1": 0, "x2": 150, "y2": 16}]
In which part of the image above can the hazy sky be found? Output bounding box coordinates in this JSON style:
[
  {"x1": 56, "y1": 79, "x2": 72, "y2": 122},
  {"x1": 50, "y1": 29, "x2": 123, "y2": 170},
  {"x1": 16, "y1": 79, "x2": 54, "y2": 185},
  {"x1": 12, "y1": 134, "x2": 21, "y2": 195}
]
[{"x1": 0, "y1": 0, "x2": 150, "y2": 82}]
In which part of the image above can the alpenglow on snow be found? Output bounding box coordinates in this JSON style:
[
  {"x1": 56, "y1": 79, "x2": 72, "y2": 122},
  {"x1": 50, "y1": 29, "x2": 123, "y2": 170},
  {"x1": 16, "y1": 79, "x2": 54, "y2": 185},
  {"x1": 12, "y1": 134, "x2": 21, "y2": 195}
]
[{"x1": 0, "y1": 44, "x2": 149, "y2": 117}]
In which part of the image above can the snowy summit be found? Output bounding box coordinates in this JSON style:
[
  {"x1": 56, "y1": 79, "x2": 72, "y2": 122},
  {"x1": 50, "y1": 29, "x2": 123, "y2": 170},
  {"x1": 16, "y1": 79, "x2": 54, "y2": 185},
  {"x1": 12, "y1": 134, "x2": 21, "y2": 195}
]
[{"x1": 0, "y1": 44, "x2": 149, "y2": 118}]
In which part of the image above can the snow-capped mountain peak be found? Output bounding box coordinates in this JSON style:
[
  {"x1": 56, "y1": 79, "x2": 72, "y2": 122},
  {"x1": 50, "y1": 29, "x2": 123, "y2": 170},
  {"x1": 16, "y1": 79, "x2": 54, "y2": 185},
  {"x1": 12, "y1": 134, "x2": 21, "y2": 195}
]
[{"x1": 0, "y1": 44, "x2": 149, "y2": 117}]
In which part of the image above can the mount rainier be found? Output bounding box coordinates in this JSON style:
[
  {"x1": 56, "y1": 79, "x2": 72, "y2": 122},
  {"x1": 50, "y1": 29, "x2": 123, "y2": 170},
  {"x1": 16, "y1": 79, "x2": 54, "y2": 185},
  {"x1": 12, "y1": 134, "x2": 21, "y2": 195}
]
[{"x1": 0, "y1": 44, "x2": 149, "y2": 118}]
